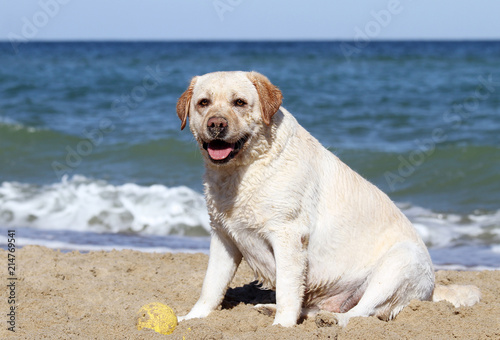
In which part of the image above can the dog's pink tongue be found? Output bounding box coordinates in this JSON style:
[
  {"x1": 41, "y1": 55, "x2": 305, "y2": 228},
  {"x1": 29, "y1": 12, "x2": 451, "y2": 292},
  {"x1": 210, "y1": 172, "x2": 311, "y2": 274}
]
[{"x1": 208, "y1": 142, "x2": 233, "y2": 160}]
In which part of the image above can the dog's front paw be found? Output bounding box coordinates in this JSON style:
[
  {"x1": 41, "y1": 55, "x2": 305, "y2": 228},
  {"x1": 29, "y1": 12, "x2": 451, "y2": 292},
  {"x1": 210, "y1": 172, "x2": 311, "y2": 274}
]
[
  {"x1": 177, "y1": 313, "x2": 201, "y2": 322},
  {"x1": 255, "y1": 304, "x2": 296, "y2": 327},
  {"x1": 178, "y1": 313, "x2": 200, "y2": 322},
  {"x1": 272, "y1": 311, "x2": 299, "y2": 327},
  {"x1": 272, "y1": 317, "x2": 297, "y2": 327},
  {"x1": 177, "y1": 307, "x2": 211, "y2": 322}
]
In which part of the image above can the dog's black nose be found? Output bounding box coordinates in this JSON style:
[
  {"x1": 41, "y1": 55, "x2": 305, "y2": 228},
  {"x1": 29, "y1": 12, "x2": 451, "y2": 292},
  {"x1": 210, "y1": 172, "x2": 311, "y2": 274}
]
[{"x1": 207, "y1": 117, "x2": 228, "y2": 138}]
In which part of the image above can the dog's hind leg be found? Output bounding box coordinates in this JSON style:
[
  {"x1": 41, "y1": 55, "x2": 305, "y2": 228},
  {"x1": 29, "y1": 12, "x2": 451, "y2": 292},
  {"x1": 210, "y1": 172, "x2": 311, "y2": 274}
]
[{"x1": 326, "y1": 242, "x2": 434, "y2": 327}]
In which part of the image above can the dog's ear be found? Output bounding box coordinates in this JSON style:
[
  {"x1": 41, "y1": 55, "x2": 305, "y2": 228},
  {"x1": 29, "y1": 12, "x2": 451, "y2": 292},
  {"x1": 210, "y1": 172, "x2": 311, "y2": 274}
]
[
  {"x1": 176, "y1": 77, "x2": 198, "y2": 130},
  {"x1": 247, "y1": 72, "x2": 283, "y2": 126}
]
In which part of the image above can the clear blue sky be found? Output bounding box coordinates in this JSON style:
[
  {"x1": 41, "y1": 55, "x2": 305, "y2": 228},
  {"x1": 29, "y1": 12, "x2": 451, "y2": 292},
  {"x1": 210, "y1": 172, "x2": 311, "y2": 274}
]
[{"x1": 2, "y1": 0, "x2": 500, "y2": 41}]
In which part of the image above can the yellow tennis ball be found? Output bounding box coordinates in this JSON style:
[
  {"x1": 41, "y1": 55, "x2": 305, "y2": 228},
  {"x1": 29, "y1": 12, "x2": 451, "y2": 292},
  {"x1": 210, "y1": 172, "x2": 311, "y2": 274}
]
[{"x1": 136, "y1": 302, "x2": 178, "y2": 335}]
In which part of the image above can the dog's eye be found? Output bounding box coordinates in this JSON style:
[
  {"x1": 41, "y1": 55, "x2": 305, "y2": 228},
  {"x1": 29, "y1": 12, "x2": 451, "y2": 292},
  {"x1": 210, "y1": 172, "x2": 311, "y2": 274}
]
[
  {"x1": 198, "y1": 99, "x2": 210, "y2": 107},
  {"x1": 234, "y1": 99, "x2": 247, "y2": 107}
]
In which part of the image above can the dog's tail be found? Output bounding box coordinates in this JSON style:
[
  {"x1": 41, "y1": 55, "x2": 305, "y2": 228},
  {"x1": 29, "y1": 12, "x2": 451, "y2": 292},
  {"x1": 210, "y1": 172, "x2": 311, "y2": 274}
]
[{"x1": 432, "y1": 284, "x2": 481, "y2": 307}]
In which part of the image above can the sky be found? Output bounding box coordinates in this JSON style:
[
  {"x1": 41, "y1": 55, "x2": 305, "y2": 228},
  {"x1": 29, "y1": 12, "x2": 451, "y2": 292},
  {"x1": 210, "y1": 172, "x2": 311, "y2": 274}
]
[{"x1": 1, "y1": 0, "x2": 500, "y2": 41}]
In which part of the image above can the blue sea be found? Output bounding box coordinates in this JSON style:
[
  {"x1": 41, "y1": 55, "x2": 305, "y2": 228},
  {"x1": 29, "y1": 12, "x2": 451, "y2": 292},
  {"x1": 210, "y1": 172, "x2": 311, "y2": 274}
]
[{"x1": 1, "y1": 41, "x2": 499, "y2": 269}]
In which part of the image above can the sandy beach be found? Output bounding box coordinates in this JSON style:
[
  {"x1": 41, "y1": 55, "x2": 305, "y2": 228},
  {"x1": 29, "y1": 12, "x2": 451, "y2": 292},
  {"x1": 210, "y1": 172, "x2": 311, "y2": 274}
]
[{"x1": 1, "y1": 245, "x2": 498, "y2": 339}]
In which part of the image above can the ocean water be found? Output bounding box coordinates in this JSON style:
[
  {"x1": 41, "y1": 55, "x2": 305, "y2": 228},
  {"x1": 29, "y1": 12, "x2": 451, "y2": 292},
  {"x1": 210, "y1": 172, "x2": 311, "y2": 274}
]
[{"x1": 0, "y1": 41, "x2": 499, "y2": 269}]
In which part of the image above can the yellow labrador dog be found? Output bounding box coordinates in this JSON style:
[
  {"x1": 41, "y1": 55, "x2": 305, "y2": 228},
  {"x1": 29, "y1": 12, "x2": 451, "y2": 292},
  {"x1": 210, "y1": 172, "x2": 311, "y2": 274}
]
[{"x1": 176, "y1": 71, "x2": 480, "y2": 327}]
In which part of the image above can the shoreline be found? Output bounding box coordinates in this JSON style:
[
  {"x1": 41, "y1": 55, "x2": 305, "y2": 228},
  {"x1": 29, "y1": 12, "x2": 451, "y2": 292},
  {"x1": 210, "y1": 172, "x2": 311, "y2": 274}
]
[
  {"x1": 1, "y1": 224, "x2": 498, "y2": 270},
  {"x1": 1, "y1": 245, "x2": 499, "y2": 339}
]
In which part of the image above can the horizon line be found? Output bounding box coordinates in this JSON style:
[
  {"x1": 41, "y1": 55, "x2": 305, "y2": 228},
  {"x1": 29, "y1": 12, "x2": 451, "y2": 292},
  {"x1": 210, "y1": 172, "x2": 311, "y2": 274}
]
[{"x1": 1, "y1": 38, "x2": 500, "y2": 43}]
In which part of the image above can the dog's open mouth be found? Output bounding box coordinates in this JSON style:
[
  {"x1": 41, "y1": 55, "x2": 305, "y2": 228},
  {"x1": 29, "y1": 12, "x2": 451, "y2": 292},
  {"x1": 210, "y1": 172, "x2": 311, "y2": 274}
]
[{"x1": 203, "y1": 136, "x2": 249, "y2": 164}]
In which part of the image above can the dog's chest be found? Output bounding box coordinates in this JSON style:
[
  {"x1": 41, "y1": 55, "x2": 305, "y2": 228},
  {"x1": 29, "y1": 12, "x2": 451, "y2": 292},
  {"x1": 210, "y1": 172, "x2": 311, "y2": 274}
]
[
  {"x1": 206, "y1": 180, "x2": 267, "y2": 236},
  {"x1": 205, "y1": 176, "x2": 278, "y2": 286},
  {"x1": 204, "y1": 169, "x2": 270, "y2": 228}
]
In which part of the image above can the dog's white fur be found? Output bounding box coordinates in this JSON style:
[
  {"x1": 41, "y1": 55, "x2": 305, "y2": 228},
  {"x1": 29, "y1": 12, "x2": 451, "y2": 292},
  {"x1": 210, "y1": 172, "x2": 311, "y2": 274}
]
[{"x1": 176, "y1": 71, "x2": 480, "y2": 327}]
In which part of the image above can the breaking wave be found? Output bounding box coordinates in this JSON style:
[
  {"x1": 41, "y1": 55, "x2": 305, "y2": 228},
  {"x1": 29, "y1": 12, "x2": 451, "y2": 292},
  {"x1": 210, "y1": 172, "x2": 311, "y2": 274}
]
[{"x1": 0, "y1": 175, "x2": 210, "y2": 236}]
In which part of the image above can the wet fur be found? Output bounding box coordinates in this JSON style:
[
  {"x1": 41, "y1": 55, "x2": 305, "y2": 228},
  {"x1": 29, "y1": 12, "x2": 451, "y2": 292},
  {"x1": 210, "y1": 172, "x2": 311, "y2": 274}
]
[{"x1": 176, "y1": 71, "x2": 480, "y2": 327}]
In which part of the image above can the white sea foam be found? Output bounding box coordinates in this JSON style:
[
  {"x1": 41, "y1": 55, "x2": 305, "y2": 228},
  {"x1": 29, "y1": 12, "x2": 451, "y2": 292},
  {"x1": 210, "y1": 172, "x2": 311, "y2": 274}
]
[
  {"x1": 432, "y1": 264, "x2": 498, "y2": 271},
  {"x1": 0, "y1": 116, "x2": 15, "y2": 124},
  {"x1": 0, "y1": 115, "x2": 38, "y2": 132},
  {"x1": 0, "y1": 175, "x2": 210, "y2": 236},
  {"x1": 398, "y1": 203, "x2": 500, "y2": 248}
]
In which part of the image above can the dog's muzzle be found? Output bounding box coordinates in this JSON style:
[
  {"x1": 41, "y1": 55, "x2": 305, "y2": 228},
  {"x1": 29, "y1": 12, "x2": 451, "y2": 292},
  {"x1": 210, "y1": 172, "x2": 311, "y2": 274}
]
[{"x1": 202, "y1": 135, "x2": 249, "y2": 164}]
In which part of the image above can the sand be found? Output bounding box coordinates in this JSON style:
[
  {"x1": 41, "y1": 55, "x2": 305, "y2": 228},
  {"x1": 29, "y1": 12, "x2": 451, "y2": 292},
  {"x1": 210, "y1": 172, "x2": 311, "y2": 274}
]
[{"x1": 1, "y1": 245, "x2": 499, "y2": 339}]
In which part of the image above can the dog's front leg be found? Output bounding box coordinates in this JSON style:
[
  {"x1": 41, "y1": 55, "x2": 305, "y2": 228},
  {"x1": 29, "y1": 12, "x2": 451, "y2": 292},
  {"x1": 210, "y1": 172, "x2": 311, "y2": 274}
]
[
  {"x1": 179, "y1": 230, "x2": 242, "y2": 321},
  {"x1": 271, "y1": 231, "x2": 308, "y2": 327}
]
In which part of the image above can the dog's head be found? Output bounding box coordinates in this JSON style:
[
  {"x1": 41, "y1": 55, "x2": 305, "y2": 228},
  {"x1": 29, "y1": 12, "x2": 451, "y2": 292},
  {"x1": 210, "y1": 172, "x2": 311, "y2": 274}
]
[{"x1": 177, "y1": 71, "x2": 283, "y2": 166}]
